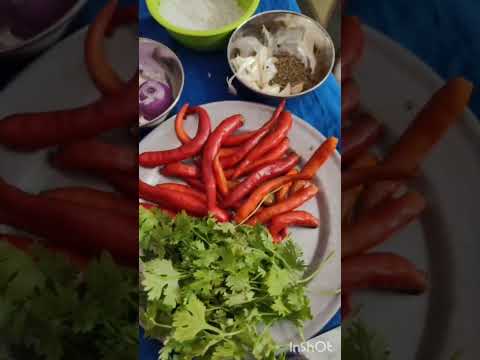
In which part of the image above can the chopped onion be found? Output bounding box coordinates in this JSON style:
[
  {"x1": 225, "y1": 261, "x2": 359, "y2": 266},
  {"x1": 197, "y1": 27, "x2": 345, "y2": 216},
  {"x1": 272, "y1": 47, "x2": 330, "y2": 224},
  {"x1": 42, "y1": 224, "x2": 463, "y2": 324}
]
[{"x1": 139, "y1": 80, "x2": 173, "y2": 121}]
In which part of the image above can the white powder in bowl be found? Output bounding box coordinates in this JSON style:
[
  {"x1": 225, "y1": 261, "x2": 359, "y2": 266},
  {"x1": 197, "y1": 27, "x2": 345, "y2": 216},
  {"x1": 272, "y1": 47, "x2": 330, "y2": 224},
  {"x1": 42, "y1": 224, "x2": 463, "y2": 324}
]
[{"x1": 159, "y1": 0, "x2": 245, "y2": 31}]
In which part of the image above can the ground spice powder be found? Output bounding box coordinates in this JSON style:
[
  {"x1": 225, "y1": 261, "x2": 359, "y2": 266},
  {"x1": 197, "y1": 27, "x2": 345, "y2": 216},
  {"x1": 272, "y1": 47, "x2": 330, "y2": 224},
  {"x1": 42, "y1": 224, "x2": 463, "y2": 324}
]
[{"x1": 271, "y1": 54, "x2": 316, "y2": 91}]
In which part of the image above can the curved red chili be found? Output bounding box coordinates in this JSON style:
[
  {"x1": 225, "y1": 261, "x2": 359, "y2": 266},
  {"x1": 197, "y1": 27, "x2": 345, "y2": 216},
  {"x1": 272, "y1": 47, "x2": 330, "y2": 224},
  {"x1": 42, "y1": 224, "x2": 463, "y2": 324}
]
[
  {"x1": 153, "y1": 183, "x2": 207, "y2": 203},
  {"x1": 139, "y1": 180, "x2": 207, "y2": 216},
  {"x1": 223, "y1": 153, "x2": 299, "y2": 208},
  {"x1": 52, "y1": 140, "x2": 137, "y2": 175},
  {"x1": 183, "y1": 178, "x2": 205, "y2": 192},
  {"x1": 232, "y1": 111, "x2": 293, "y2": 179},
  {"x1": 103, "y1": 173, "x2": 137, "y2": 198},
  {"x1": 342, "y1": 191, "x2": 426, "y2": 259},
  {"x1": 106, "y1": 3, "x2": 138, "y2": 35},
  {"x1": 342, "y1": 252, "x2": 427, "y2": 293},
  {"x1": 41, "y1": 187, "x2": 137, "y2": 218},
  {"x1": 229, "y1": 137, "x2": 290, "y2": 179},
  {"x1": 161, "y1": 162, "x2": 200, "y2": 178},
  {"x1": 220, "y1": 125, "x2": 271, "y2": 169},
  {"x1": 0, "y1": 75, "x2": 137, "y2": 150},
  {"x1": 213, "y1": 154, "x2": 229, "y2": 196},
  {"x1": 85, "y1": 0, "x2": 125, "y2": 95},
  {"x1": 300, "y1": 137, "x2": 338, "y2": 179},
  {"x1": 0, "y1": 179, "x2": 137, "y2": 266},
  {"x1": 275, "y1": 169, "x2": 298, "y2": 203},
  {"x1": 174, "y1": 103, "x2": 193, "y2": 144},
  {"x1": 247, "y1": 184, "x2": 318, "y2": 226},
  {"x1": 342, "y1": 114, "x2": 383, "y2": 164},
  {"x1": 234, "y1": 173, "x2": 308, "y2": 224},
  {"x1": 202, "y1": 114, "x2": 244, "y2": 221},
  {"x1": 341, "y1": 165, "x2": 414, "y2": 191},
  {"x1": 269, "y1": 210, "x2": 319, "y2": 243},
  {"x1": 222, "y1": 99, "x2": 286, "y2": 146},
  {"x1": 139, "y1": 106, "x2": 212, "y2": 167}
]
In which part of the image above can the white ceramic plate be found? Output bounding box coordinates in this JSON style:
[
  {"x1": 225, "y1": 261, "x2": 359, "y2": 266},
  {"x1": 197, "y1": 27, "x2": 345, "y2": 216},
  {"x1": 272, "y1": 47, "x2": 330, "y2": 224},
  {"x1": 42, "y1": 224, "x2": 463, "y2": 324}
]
[
  {"x1": 353, "y1": 26, "x2": 480, "y2": 360},
  {"x1": 0, "y1": 25, "x2": 137, "y2": 229},
  {"x1": 139, "y1": 100, "x2": 341, "y2": 343}
]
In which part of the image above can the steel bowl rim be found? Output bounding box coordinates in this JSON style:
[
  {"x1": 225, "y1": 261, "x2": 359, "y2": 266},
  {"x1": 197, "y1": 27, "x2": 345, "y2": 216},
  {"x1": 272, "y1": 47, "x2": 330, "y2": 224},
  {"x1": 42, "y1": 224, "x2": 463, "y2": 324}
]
[
  {"x1": 227, "y1": 10, "x2": 336, "y2": 99},
  {"x1": 139, "y1": 37, "x2": 185, "y2": 128},
  {"x1": 0, "y1": 0, "x2": 88, "y2": 55}
]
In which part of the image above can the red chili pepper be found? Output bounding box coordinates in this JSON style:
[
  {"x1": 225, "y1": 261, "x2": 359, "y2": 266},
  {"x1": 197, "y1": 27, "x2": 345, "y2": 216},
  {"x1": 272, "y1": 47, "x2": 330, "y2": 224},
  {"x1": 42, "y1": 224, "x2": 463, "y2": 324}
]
[
  {"x1": 219, "y1": 123, "x2": 273, "y2": 169},
  {"x1": 228, "y1": 137, "x2": 290, "y2": 179},
  {"x1": 341, "y1": 165, "x2": 415, "y2": 191},
  {"x1": 342, "y1": 191, "x2": 426, "y2": 259},
  {"x1": 183, "y1": 178, "x2": 205, "y2": 192},
  {"x1": 0, "y1": 179, "x2": 137, "y2": 266},
  {"x1": 232, "y1": 111, "x2": 293, "y2": 179},
  {"x1": 161, "y1": 162, "x2": 200, "y2": 178},
  {"x1": 52, "y1": 140, "x2": 137, "y2": 175},
  {"x1": 300, "y1": 137, "x2": 338, "y2": 179},
  {"x1": 139, "y1": 180, "x2": 208, "y2": 216},
  {"x1": 342, "y1": 252, "x2": 427, "y2": 293},
  {"x1": 275, "y1": 169, "x2": 298, "y2": 203},
  {"x1": 342, "y1": 153, "x2": 379, "y2": 225},
  {"x1": 361, "y1": 78, "x2": 472, "y2": 212},
  {"x1": 289, "y1": 180, "x2": 309, "y2": 196},
  {"x1": 342, "y1": 114, "x2": 383, "y2": 164},
  {"x1": 247, "y1": 184, "x2": 318, "y2": 225},
  {"x1": 41, "y1": 187, "x2": 136, "y2": 218},
  {"x1": 234, "y1": 173, "x2": 309, "y2": 223},
  {"x1": 2, "y1": 234, "x2": 89, "y2": 269},
  {"x1": 139, "y1": 106, "x2": 213, "y2": 167},
  {"x1": 85, "y1": 0, "x2": 126, "y2": 95},
  {"x1": 219, "y1": 147, "x2": 238, "y2": 157},
  {"x1": 0, "y1": 75, "x2": 138, "y2": 151},
  {"x1": 213, "y1": 154, "x2": 229, "y2": 197},
  {"x1": 174, "y1": 103, "x2": 193, "y2": 144},
  {"x1": 223, "y1": 153, "x2": 299, "y2": 208},
  {"x1": 202, "y1": 114, "x2": 244, "y2": 221},
  {"x1": 103, "y1": 173, "x2": 137, "y2": 198},
  {"x1": 269, "y1": 211, "x2": 319, "y2": 243},
  {"x1": 222, "y1": 100, "x2": 286, "y2": 146},
  {"x1": 105, "y1": 3, "x2": 138, "y2": 36},
  {"x1": 154, "y1": 183, "x2": 207, "y2": 203}
]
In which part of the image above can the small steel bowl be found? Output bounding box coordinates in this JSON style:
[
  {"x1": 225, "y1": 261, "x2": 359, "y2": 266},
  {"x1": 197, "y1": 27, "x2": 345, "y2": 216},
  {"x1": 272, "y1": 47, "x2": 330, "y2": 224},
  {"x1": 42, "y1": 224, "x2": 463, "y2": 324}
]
[
  {"x1": 0, "y1": 0, "x2": 87, "y2": 59},
  {"x1": 139, "y1": 37, "x2": 184, "y2": 128},
  {"x1": 227, "y1": 10, "x2": 335, "y2": 100}
]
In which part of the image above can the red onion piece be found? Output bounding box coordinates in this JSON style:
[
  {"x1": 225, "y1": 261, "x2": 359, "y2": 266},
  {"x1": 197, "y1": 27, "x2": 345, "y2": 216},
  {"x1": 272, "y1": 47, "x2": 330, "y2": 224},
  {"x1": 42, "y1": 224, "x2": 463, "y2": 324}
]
[{"x1": 139, "y1": 80, "x2": 173, "y2": 121}]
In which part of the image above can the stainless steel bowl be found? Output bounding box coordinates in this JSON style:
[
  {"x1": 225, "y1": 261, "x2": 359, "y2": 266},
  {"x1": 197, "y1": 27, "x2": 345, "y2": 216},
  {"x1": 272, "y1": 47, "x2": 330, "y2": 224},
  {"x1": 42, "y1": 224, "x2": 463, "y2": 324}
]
[
  {"x1": 139, "y1": 37, "x2": 185, "y2": 128},
  {"x1": 0, "y1": 0, "x2": 87, "y2": 59},
  {"x1": 227, "y1": 10, "x2": 335, "y2": 99}
]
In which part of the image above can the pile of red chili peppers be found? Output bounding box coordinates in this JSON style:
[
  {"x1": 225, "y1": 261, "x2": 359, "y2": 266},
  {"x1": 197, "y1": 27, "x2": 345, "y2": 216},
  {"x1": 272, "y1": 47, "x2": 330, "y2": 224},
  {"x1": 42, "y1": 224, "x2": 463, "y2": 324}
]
[{"x1": 139, "y1": 99, "x2": 338, "y2": 243}]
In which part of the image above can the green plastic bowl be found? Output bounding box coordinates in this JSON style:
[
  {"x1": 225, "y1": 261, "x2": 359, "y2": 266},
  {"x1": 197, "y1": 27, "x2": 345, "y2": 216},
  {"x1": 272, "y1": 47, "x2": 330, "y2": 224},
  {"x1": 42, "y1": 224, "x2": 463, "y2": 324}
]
[{"x1": 145, "y1": 0, "x2": 260, "y2": 51}]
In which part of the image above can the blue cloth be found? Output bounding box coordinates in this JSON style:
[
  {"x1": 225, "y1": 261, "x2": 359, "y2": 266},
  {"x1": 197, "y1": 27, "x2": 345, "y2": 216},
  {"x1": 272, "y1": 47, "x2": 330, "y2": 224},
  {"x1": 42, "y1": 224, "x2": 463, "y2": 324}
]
[
  {"x1": 140, "y1": 0, "x2": 340, "y2": 358},
  {"x1": 348, "y1": 0, "x2": 479, "y2": 117}
]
